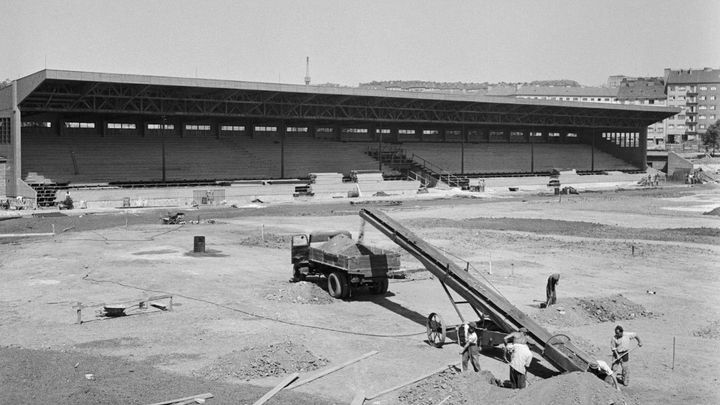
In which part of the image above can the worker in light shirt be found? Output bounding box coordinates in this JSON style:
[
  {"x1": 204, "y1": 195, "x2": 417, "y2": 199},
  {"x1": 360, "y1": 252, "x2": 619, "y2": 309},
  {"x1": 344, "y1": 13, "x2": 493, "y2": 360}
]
[
  {"x1": 610, "y1": 324, "x2": 642, "y2": 386},
  {"x1": 458, "y1": 322, "x2": 480, "y2": 372},
  {"x1": 588, "y1": 359, "x2": 621, "y2": 391},
  {"x1": 506, "y1": 341, "x2": 533, "y2": 389}
]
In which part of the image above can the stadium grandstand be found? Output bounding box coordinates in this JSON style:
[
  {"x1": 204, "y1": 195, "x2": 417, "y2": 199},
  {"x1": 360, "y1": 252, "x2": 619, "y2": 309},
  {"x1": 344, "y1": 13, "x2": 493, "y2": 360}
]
[{"x1": 0, "y1": 70, "x2": 677, "y2": 206}]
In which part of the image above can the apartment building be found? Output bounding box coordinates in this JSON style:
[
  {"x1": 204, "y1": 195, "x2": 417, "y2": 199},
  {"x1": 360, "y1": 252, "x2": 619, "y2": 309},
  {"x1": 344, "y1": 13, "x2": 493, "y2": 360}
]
[
  {"x1": 615, "y1": 77, "x2": 667, "y2": 150},
  {"x1": 664, "y1": 67, "x2": 720, "y2": 146}
]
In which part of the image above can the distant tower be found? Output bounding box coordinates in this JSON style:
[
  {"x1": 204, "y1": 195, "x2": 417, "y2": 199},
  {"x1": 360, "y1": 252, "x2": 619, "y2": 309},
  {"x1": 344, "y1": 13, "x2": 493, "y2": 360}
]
[{"x1": 304, "y1": 57, "x2": 311, "y2": 85}]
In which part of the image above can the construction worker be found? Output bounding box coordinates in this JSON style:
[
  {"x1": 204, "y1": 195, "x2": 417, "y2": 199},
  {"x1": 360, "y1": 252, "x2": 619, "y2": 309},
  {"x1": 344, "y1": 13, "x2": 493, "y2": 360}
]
[
  {"x1": 588, "y1": 360, "x2": 621, "y2": 391},
  {"x1": 504, "y1": 327, "x2": 529, "y2": 345},
  {"x1": 506, "y1": 341, "x2": 533, "y2": 389},
  {"x1": 545, "y1": 273, "x2": 560, "y2": 307},
  {"x1": 610, "y1": 325, "x2": 642, "y2": 386},
  {"x1": 458, "y1": 322, "x2": 480, "y2": 372}
]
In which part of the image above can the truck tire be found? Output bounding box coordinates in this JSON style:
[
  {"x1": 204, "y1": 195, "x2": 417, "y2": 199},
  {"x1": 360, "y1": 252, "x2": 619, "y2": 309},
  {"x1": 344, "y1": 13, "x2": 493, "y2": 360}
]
[
  {"x1": 327, "y1": 271, "x2": 348, "y2": 299},
  {"x1": 292, "y1": 264, "x2": 307, "y2": 282},
  {"x1": 370, "y1": 278, "x2": 389, "y2": 295}
]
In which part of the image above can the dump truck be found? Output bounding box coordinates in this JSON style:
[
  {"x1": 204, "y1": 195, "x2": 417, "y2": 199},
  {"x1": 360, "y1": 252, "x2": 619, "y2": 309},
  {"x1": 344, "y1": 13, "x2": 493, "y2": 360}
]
[{"x1": 290, "y1": 230, "x2": 400, "y2": 299}]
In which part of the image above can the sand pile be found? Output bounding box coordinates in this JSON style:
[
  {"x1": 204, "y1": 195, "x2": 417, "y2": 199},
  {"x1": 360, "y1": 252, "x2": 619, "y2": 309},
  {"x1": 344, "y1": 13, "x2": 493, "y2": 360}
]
[
  {"x1": 264, "y1": 281, "x2": 335, "y2": 304},
  {"x1": 703, "y1": 206, "x2": 720, "y2": 216},
  {"x1": 398, "y1": 367, "x2": 634, "y2": 405},
  {"x1": 193, "y1": 341, "x2": 328, "y2": 381},
  {"x1": 320, "y1": 234, "x2": 362, "y2": 256}
]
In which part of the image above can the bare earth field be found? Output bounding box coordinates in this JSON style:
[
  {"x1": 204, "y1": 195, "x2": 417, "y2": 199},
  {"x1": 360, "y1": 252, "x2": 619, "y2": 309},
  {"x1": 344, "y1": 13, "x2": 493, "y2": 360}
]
[{"x1": 1, "y1": 185, "x2": 719, "y2": 404}]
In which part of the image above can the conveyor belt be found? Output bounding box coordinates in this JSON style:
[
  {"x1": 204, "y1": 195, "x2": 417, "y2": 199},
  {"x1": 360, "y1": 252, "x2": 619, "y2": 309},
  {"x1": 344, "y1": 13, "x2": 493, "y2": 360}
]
[{"x1": 359, "y1": 208, "x2": 592, "y2": 372}]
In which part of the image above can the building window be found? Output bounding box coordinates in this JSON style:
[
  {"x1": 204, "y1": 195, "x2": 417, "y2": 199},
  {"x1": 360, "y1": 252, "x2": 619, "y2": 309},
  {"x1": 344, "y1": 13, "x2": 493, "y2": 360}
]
[
  {"x1": 699, "y1": 115, "x2": 707, "y2": 120},
  {"x1": 700, "y1": 86, "x2": 707, "y2": 91},
  {"x1": 566, "y1": 132, "x2": 578, "y2": 137},
  {"x1": 510, "y1": 131, "x2": 524, "y2": 137},
  {"x1": 700, "y1": 124, "x2": 706, "y2": 129},
  {"x1": 530, "y1": 131, "x2": 542, "y2": 137},
  {"x1": 0, "y1": 118, "x2": 10, "y2": 144},
  {"x1": 376, "y1": 128, "x2": 391, "y2": 134},
  {"x1": 423, "y1": 130, "x2": 439, "y2": 135},
  {"x1": 286, "y1": 127, "x2": 308, "y2": 133},
  {"x1": 148, "y1": 124, "x2": 174, "y2": 130},
  {"x1": 711, "y1": 115, "x2": 717, "y2": 120},
  {"x1": 700, "y1": 105, "x2": 707, "y2": 110},
  {"x1": 711, "y1": 86, "x2": 717, "y2": 91},
  {"x1": 22, "y1": 121, "x2": 52, "y2": 128},
  {"x1": 699, "y1": 96, "x2": 706, "y2": 100},
  {"x1": 255, "y1": 126, "x2": 277, "y2": 132},
  {"x1": 548, "y1": 132, "x2": 560, "y2": 137},
  {"x1": 398, "y1": 129, "x2": 414, "y2": 134},
  {"x1": 711, "y1": 96, "x2": 717, "y2": 101},
  {"x1": 108, "y1": 123, "x2": 136, "y2": 129},
  {"x1": 65, "y1": 122, "x2": 95, "y2": 129},
  {"x1": 221, "y1": 125, "x2": 245, "y2": 131}
]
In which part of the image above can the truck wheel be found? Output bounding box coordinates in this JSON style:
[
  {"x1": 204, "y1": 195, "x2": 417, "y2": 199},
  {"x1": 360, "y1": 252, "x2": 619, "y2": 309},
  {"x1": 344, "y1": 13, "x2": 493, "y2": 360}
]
[
  {"x1": 327, "y1": 271, "x2": 348, "y2": 299},
  {"x1": 370, "y1": 279, "x2": 389, "y2": 295},
  {"x1": 292, "y1": 264, "x2": 307, "y2": 282}
]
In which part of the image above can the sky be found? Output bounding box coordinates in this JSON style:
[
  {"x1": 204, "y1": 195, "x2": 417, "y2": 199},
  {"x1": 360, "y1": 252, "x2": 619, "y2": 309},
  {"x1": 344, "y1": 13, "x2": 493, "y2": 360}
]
[{"x1": 2, "y1": 0, "x2": 719, "y2": 87}]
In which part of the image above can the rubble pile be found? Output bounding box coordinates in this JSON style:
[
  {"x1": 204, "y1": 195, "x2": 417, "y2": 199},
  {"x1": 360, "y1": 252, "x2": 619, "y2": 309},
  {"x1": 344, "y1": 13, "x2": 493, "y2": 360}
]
[
  {"x1": 532, "y1": 295, "x2": 656, "y2": 328},
  {"x1": 577, "y1": 294, "x2": 656, "y2": 323},
  {"x1": 237, "y1": 233, "x2": 292, "y2": 249},
  {"x1": 194, "y1": 341, "x2": 328, "y2": 381},
  {"x1": 693, "y1": 320, "x2": 720, "y2": 340},
  {"x1": 265, "y1": 281, "x2": 335, "y2": 304}
]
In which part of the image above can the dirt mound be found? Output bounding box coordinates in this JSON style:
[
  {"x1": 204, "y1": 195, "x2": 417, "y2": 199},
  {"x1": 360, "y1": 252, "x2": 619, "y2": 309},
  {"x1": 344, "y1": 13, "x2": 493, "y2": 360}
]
[
  {"x1": 265, "y1": 281, "x2": 335, "y2": 304},
  {"x1": 577, "y1": 294, "x2": 656, "y2": 323},
  {"x1": 703, "y1": 206, "x2": 720, "y2": 216},
  {"x1": 486, "y1": 371, "x2": 635, "y2": 405},
  {"x1": 237, "y1": 233, "x2": 292, "y2": 249},
  {"x1": 0, "y1": 346, "x2": 332, "y2": 405},
  {"x1": 193, "y1": 341, "x2": 328, "y2": 381},
  {"x1": 397, "y1": 367, "x2": 499, "y2": 405},
  {"x1": 532, "y1": 295, "x2": 657, "y2": 328},
  {"x1": 692, "y1": 320, "x2": 720, "y2": 340},
  {"x1": 398, "y1": 367, "x2": 634, "y2": 405}
]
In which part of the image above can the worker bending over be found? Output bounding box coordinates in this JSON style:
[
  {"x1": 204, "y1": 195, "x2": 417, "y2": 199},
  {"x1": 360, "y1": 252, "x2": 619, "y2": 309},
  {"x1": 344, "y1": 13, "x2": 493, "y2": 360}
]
[
  {"x1": 506, "y1": 340, "x2": 533, "y2": 389},
  {"x1": 588, "y1": 360, "x2": 621, "y2": 391},
  {"x1": 545, "y1": 273, "x2": 560, "y2": 307}
]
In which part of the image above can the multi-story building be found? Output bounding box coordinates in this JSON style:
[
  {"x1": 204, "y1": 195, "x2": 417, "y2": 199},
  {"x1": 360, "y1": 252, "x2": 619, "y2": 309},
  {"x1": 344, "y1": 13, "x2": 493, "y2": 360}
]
[
  {"x1": 664, "y1": 67, "x2": 720, "y2": 147},
  {"x1": 512, "y1": 85, "x2": 618, "y2": 103},
  {"x1": 616, "y1": 77, "x2": 667, "y2": 150}
]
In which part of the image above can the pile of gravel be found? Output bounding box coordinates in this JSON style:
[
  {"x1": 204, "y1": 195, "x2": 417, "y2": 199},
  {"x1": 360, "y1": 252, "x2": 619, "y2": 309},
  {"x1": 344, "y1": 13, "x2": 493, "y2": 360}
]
[
  {"x1": 265, "y1": 281, "x2": 335, "y2": 305},
  {"x1": 194, "y1": 341, "x2": 328, "y2": 381}
]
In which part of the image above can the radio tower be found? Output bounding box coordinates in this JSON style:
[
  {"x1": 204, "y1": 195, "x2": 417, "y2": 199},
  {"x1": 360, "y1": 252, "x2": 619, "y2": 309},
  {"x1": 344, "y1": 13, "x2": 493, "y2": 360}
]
[{"x1": 304, "y1": 57, "x2": 311, "y2": 85}]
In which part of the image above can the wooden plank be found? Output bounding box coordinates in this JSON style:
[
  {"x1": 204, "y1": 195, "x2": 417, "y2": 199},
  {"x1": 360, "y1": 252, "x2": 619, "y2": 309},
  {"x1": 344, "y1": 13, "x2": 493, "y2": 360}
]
[
  {"x1": 144, "y1": 392, "x2": 213, "y2": 405},
  {"x1": 365, "y1": 363, "x2": 459, "y2": 401},
  {"x1": 252, "y1": 373, "x2": 299, "y2": 405},
  {"x1": 350, "y1": 391, "x2": 366, "y2": 405},
  {"x1": 0, "y1": 232, "x2": 55, "y2": 238},
  {"x1": 288, "y1": 351, "x2": 379, "y2": 389}
]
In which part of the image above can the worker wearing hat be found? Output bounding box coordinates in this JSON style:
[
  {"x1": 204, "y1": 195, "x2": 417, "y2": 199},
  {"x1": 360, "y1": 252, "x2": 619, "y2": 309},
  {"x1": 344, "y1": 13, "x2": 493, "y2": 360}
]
[{"x1": 458, "y1": 321, "x2": 480, "y2": 372}]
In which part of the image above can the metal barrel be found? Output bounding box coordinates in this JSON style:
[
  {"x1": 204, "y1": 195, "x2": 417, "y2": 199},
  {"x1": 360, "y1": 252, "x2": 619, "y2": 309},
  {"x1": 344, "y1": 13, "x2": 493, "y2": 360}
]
[{"x1": 194, "y1": 236, "x2": 205, "y2": 253}]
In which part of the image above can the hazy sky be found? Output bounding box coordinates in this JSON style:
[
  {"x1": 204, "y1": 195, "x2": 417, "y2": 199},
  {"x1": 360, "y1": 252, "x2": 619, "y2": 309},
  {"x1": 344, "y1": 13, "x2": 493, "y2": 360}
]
[{"x1": 2, "y1": 0, "x2": 719, "y2": 86}]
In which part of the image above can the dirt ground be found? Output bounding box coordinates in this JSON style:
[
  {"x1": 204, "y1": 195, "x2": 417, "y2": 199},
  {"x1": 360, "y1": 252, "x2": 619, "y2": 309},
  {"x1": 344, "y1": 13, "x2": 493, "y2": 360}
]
[{"x1": 1, "y1": 184, "x2": 719, "y2": 404}]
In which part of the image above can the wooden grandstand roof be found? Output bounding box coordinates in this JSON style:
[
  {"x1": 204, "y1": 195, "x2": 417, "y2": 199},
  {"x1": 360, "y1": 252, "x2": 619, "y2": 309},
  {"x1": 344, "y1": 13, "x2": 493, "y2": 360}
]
[{"x1": 13, "y1": 69, "x2": 678, "y2": 129}]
